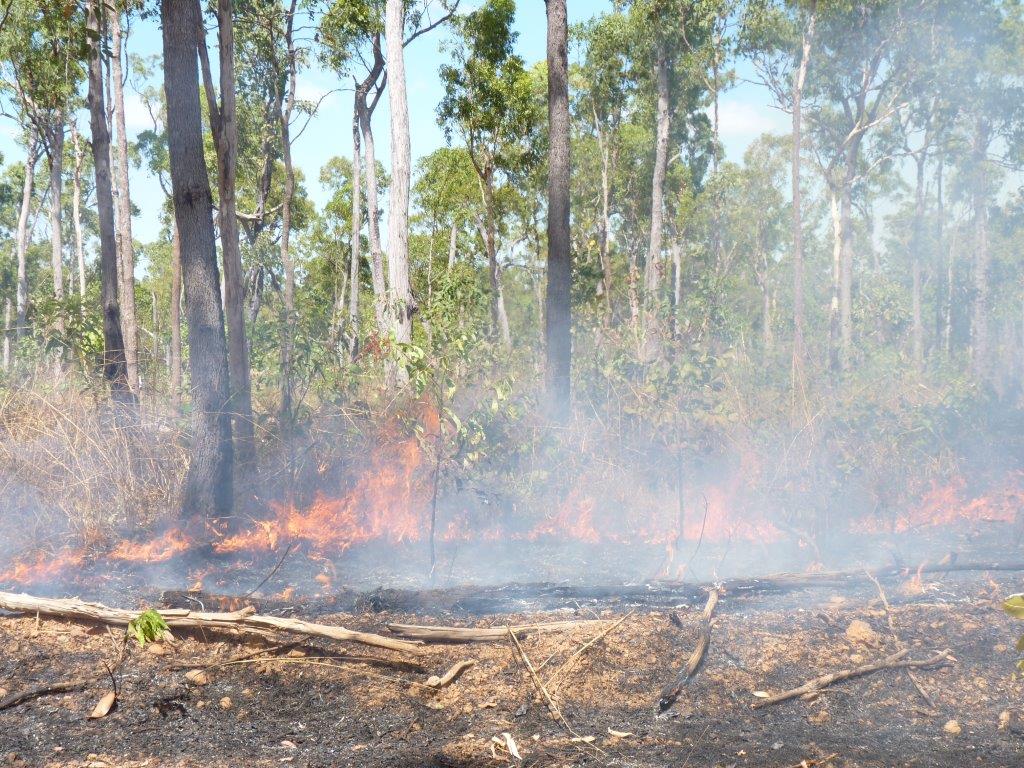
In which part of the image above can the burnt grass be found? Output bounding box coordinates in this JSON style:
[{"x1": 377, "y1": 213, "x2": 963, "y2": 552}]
[{"x1": 1, "y1": 572, "x2": 1023, "y2": 768}]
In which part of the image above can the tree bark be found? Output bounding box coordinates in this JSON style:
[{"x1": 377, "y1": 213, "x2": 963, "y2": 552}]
[
  {"x1": 15, "y1": 130, "x2": 37, "y2": 341},
  {"x1": 2, "y1": 299, "x2": 10, "y2": 371},
  {"x1": 971, "y1": 117, "x2": 991, "y2": 382},
  {"x1": 347, "y1": 107, "x2": 362, "y2": 354},
  {"x1": 46, "y1": 116, "x2": 66, "y2": 335},
  {"x1": 70, "y1": 122, "x2": 87, "y2": 302},
  {"x1": 385, "y1": 0, "x2": 415, "y2": 349},
  {"x1": 170, "y1": 223, "x2": 182, "y2": 412},
  {"x1": 110, "y1": 9, "x2": 140, "y2": 391},
  {"x1": 827, "y1": 188, "x2": 841, "y2": 372},
  {"x1": 162, "y1": 0, "x2": 234, "y2": 522},
  {"x1": 545, "y1": 0, "x2": 571, "y2": 418},
  {"x1": 86, "y1": 0, "x2": 134, "y2": 404},
  {"x1": 278, "y1": 0, "x2": 298, "y2": 421},
  {"x1": 198, "y1": 0, "x2": 256, "y2": 464},
  {"x1": 357, "y1": 79, "x2": 390, "y2": 338},
  {"x1": 791, "y1": 3, "x2": 815, "y2": 389},
  {"x1": 838, "y1": 179, "x2": 854, "y2": 371}
]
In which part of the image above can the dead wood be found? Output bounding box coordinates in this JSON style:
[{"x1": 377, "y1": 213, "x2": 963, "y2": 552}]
[
  {"x1": 0, "y1": 678, "x2": 91, "y2": 711},
  {"x1": 425, "y1": 660, "x2": 476, "y2": 689},
  {"x1": 658, "y1": 589, "x2": 720, "y2": 712},
  {"x1": 751, "y1": 648, "x2": 953, "y2": 709},
  {"x1": 0, "y1": 591, "x2": 420, "y2": 654},
  {"x1": 386, "y1": 618, "x2": 606, "y2": 643}
]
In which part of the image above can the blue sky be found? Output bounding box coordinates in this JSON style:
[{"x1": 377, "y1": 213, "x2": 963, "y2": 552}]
[{"x1": 1, "y1": 1, "x2": 785, "y2": 248}]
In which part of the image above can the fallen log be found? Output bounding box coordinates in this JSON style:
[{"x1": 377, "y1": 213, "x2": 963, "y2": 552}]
[
  {"x1": 386, "y1": 618, "x2": 607, "y2": 643},
  {"x1": 0, "y1": 591, "x2": 419, "y2": 654},
  {"x1": 659, "y1": 589, "x2": 720, "y2": 711},
  {"x1": 751, "y1": 648, "x2": 953, "y2": 709}
]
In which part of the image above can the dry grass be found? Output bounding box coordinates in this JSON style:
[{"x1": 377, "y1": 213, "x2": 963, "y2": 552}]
[{"x1": 0, "y1": 385, "x2": 187, "y2": 553}]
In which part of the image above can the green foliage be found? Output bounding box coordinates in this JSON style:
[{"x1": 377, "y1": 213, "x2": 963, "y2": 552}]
[
  {"x1": 127, "y1": 609, "x2": 170, "y2": 647},
  {"x1": 1005, "y1": 595, "x2": 1024, "y2": 671}
]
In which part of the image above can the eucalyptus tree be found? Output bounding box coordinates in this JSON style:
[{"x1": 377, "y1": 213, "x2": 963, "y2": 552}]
[
  {"x1": 438, "y1": 0, "x2": 541, "y2": 347},
  {"x1": 161, "y1": 0, "x2": 234, "y2": 521}
]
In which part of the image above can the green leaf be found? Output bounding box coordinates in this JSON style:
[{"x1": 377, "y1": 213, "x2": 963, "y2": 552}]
[
  {"x1": 127, "y1": 608, "x2": 170, "y2": 647},
  {"x1": 1004, "y1": 594, "x2": 1024, "y2": 620}
]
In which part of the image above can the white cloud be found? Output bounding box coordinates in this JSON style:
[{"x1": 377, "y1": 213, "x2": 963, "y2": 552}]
[{"x1": 714, "y1": 98, "x2": 788, "y2": 142}]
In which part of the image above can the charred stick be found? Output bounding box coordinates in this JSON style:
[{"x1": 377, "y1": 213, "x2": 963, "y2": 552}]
[
  {"x1": 659, "y1": 589, "x2": 720, "y2": 712},
  {"x1": 751, "y1": 648, "x2": 953, "y2": 709},
  {"x1": 0, "y1": 678, "x2": 91, "y2": 711}
]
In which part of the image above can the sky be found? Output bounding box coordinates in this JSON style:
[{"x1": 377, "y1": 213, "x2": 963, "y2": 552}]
[{"x1": 1, "y1": 1, "x2": 786, "y2": 252}]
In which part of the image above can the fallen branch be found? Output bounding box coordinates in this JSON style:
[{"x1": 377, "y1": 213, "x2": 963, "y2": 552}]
[
  {"x1": 387, "y1": 619, "x2": 606, "y2": 644},
  {"x1": 751, "y1": 648, "x2": 953, "y2": 709},
  {"x1": 0, "y1": 678, "x2": 91, "y2": 711},
  {"x1": 0, "y1": 591, "x2": 420, "y2": 654},
  {"x1": 659, "y1": 589, "x2": 720, "y2": 712}
]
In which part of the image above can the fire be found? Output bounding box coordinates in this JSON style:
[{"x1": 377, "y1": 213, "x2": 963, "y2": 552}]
[{"x1": 108, "y1": 528, "x2": 192, "y2": 564}]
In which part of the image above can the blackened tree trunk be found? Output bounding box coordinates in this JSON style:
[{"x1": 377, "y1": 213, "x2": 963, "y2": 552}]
[
  {"x1": 110, "y1": 9, "x2": 140, "y2": 391},
  {"x1": 170, "y1": 223, "x2": 183, "y2": 412},
  {"x1": 545, "y1": 0, "x2": 571, "y2": 419},
  {"x1": 198, "y1": 0, "x2": 256, "y2": 463},
  {"x1": 162, "y1": 0, "x2": 234, "y2": 521},
  {"x1": 87, "y1": 0, "x2": 134, "y2": 404}
]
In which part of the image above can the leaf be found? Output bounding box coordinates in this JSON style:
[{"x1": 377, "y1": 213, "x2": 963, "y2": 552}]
[
  {"x1": 570, "y1": 735, "x2": 596, "y2": 744},
  {"x1": 607, "y1": 728, "x2": 633, "y2": 738},
  {"x1": 502, "y1": 733, "x2": 521, "y2": 760},
  {"x1": 88, "y1": 690, "x2": 116, "y2": 719},
  {"x1": 752, "y1": 691, "x2": 770, "y2": 698},
  {"x1": 1004, "y1": 594, "x2": 1024, "y2": 620}
]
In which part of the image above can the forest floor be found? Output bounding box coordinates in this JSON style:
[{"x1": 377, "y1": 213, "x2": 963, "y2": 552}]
[{"x1": 1, "y1": 569, "x2": 1023, "y2": 767}]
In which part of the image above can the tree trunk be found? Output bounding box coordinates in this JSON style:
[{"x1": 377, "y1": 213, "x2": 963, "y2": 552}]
[
  {"x1": 170, "y1": 223, "x2": 182, "y2": 412},
  {"x1": 357, "y1": 92, "x2": 389, "y2": 338},
  {"x1": 86, "y1": 0, "x2": 134, "y2": 405},
  {"x1": 2, "y1": 299, "x2": 10, "y2": 371},
  {"x1": 911, "y1": 152, "x2": 926, "y2": 369},
  {"x1": 278, "y1": 0, "x2": 298, "y2": 422},
  {"x1": 162, "y1": 0, "x2": 234, "y2": 522},
  {"x1": 47, "y1": 117, "x2": 66, "y2": 335},
  {"x1": 347, "y1": 108, "x2": 362, "y2": 355},
  {"x1": 70, "y1": 122, "x2": 87, "y2": 302},
  {"x1": 447, "y1": 220, "x2": 458, "y2": 271},
  {"x1": 791, "y1": 3, "x2": 815, "y2": 388},
  {"x1": 644, "y1": 44, "x2": 670, "y2": 301},
  {"x1": 481, "y1": 172, "x2": 511, "y2": 346},
  {"x1": 971, "y1": 117, "x2": 991, "y2": 382},
  {"x1": 385, "y1": 0, "x2": 415, "y2": 349},
  {"x1": 545, "y1": 0, "x2": 571, "y2": 418},
  {"x1": 827, "y1": 188, "x2": 841, "y2": 372},
  {"x1": 15, "y1": 131, "x2": 37, "y2": 341},
  {"x1": 196, "y1": 0, "x2": 255, "y2": 463},
  {"x1": 110, "y1": 9, "x2": 140, "y2": 391}
]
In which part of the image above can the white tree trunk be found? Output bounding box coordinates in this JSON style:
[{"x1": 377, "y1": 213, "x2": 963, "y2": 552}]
[{"x1": 15, "y1": 132, "x2": 38, "y2": 340}]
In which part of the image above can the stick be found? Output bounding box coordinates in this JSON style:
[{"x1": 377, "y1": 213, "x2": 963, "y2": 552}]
[
  {"x1": 0, "y1": 678, "x2": 91, "y2": 711},
  {"x1": 387, "y1": 619, "x2": 607, "y2": 644},
  {"x1": 751, "y1": 649, "x2": 953, "y2": 708},
  {"x1": 659, "y1": 590, "x2": 720, "y2": 712},
  {"x1": 546, "y1": 611, "x2": 633, "y2": 693},
  {"x1": 0, "y1": 591, "x2": 420, "y2": 654},
  {"x1": 243, "y1": 542, "x2": 296, "y2": 599},
  {"x1": 425, "y1": 660, "x2": 476, "y2": 689}
]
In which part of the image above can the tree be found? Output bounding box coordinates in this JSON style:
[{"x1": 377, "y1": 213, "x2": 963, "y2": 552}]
[
  {"x1": 161, "y1": 0, "x2": 234, "y2": 522},
  {"x1": 86, "y1": 0, "x2": 133, "y2": 403},
  {"x1": 545, "y1": 0, "x2": 571, "y2": 417},
  {"x1": 438, "y1": 0, "x2": 540, "y2": 347}
]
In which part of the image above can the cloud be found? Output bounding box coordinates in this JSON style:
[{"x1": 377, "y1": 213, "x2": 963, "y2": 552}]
[
  {"x1": 123, "y1": 91, "x2": 154, "y2": 136},
  {"x1": 714, "y1": 98, "x2": 788, "y2": 142}
]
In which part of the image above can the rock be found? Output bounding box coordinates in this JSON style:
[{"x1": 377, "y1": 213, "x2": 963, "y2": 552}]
[
  {"x1": 845, "y1": 620, "x2": 880, "y2": 647},
  {"x1": 219, "y1": 697, "x2": 233, "y2": 710},
  {"x1": 185, "y1": 669, "x2": 210, "y2": 686},
  {"x1": 943, "y1": 720, "x2": 962, "y2": 735}
]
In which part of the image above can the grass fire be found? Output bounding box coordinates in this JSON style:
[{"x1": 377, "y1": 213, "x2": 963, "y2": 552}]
[{"x1": 1, "y1": 0, "x2": 1024, "y2": 766}]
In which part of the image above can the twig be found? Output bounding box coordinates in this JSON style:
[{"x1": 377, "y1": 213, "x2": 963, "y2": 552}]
[
  {"x1": 0, "y1": 679, "x2": 91, "y2": 711},
  {"x1": 243, "y1": 542, "x2": 297, "y2": 599},
  {"x1": 546, "y1": 611, "x2": 633, "y2": 694},
  {"x1": 751, "y1": 649, "x2": 953, "y2": 708}
]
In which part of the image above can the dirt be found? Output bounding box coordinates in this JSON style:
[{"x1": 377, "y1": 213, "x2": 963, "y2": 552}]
[{"x1": 1, "y1": 572, "x2": 1023, "y2": 767}]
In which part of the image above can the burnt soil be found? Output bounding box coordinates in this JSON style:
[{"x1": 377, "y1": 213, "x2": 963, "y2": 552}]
[{"x1": 1, "y1": 571, "x2": 1023, "y2": 768}]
